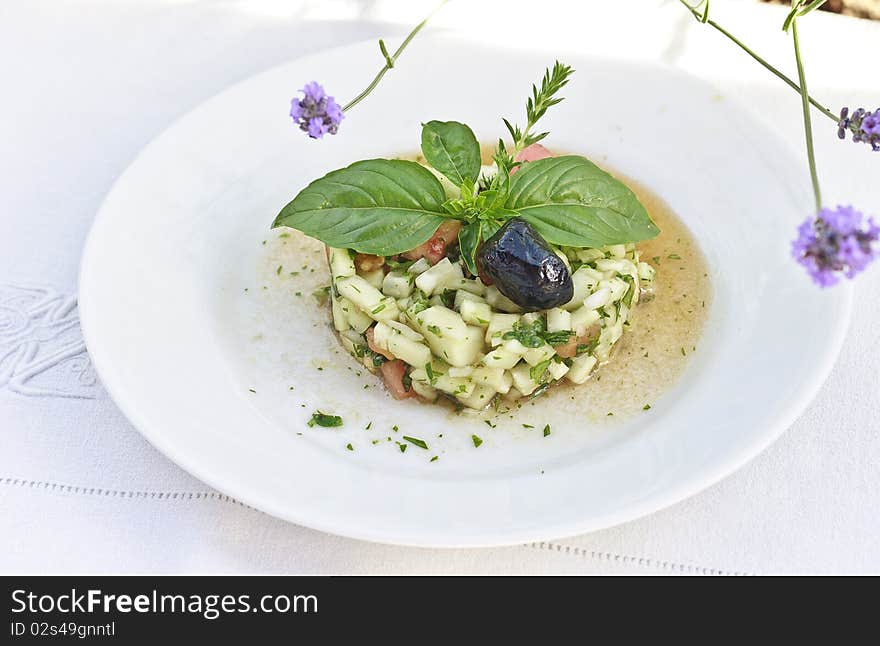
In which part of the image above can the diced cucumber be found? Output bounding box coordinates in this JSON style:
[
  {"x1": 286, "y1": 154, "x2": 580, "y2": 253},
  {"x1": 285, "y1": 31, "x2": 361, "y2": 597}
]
[
  {"x1": 481, "y1": 346, "x2": 521, "y2": 369},
  {"x1": 522, "y1": 344, "x2": 555, "y2": 367},
  {"x1": 372, "y1": 321, "x2": 431, "y2": 367},
  {"x1": 501, "y1": 338, "x2": 528, "y2": 356},
  {"x1": 414, "y1": 305, "x2": 468, "y2": 341},
  {"x1": 472, "y1": 366, "x2": 512, "y2": 394},
  {"x1": 566, "y1": 354, "x2": 597, "y2": 384},
  {"x1": 546, "y1": 307, "x2": 571, "y2": 332},
  {"x1": 637, "y1": 261, "x2": 656, "y2": 281},
  {"x1": 382, "y1": 270, "x2": 414, "y2": 299},
  {"x1": 338, "y1": 297, "x2": 373, "y2": 333},
  {"x1": 570, "y1": 306, "x2": 601, "y2": 337},
  {"x1": 583, "y1": 286, "x2": 612, "y2": 310},
  {"x1": 435, "y1": 326, "x2": 484, "y2": 367},
  {"x1": 460, "y1": 299, "x2": 492, "y2": 326},
  {"x1": 484, "y1": 285, "x2": 521, "y2": 313},
  {"x1": 330, "y1": 294, "x2": 348, "y2": 332},
  {"x1": 454, "y1": 289, "x2": 486, "y2": 310},
  {"x1": 329, "y1": 247, "x2": 356, "y2": 278},
  {"x1": 415, "y1": 257, "x2": 462, "y2": 295},
  {"x1": 485, "y1": 313, "x2": 519, "y2": 346},
  {"x1": 510, "y1": 364, "x2": 539, "y2": 396},
  {"x1": 600, "y1": 277, "x2": 630, "y2": 303},
  {"x1": 547, "y1": 360, "x2": 570, "y2": 381},
  {"x1": 449, "y1": 277, "x2": 487, "y2": 296},
  {"x1": 433, "y1": 374, "x2": 475, "y2": 398},
  {"x1": 606, "y1": 244, "x2": 626, "y2": 259},
  {"x1": 596, "y1": 258, "x2": 637, "y2": 276},
  {"x1": 361, "y1": 268, "x2": 385, "y2": 290},
  {"x1": 407, "y1": 258, "x2": 430, "y2": 275},
  {"x1": 336, "y1": 275, "x2": 399, "y2": 321},
  {"x1": 564, "y1": 266, "x2": 604, "y2": 311},
  {"x1": 410, "y1": 380, "x2": 438, "y2": 401},
  {"x1": 447, "y1": 365, "x2": 474, "y2": 378},
  {"x1": 456, "y1": 384, "x2": 496, "y2": 410},
  {"x1": 574, "y1": 248, "x2": 604, "y2": 263}
]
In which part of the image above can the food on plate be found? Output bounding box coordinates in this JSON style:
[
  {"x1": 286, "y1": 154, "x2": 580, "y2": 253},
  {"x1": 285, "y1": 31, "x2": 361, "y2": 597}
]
[{"x1": 273, "y1": 63, "x2": 663, "y2": 410}]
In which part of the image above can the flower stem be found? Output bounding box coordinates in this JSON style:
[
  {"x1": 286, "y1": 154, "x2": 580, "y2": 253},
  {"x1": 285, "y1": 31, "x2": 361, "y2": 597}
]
[
  {"x1": 342, "y1": 1, "x2": 448, "y2": 112},
  {"x1": 791, "y1": 17, "x2": 822, "y2": 213},
  {"x1": 677, "y1": 0, "x2": 837, "y2": 122}
]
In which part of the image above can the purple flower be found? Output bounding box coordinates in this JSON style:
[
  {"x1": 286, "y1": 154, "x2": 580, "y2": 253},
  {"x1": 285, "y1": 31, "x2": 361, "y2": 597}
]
[
  {"x1": 838, "y1": 107, "x2": 880, "y2": 152},
  {"x1": 289, "y1": 82, "x2": 344, "y2": 139},
  {"x1": 792, "y1": 205, "x2": 879, "y2": 287}
]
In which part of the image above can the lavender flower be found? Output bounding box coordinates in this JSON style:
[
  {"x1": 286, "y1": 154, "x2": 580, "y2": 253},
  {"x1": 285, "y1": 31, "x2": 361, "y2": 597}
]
[
  {"x1": 290, "y1": 82, "x2": 344, "y2": 139},
  {"x1": 837, "y1": 107, "x2": 880, "y2": 152},
  {"x1": 792, "y1": 205, "x2": 879, "y2": 287}
]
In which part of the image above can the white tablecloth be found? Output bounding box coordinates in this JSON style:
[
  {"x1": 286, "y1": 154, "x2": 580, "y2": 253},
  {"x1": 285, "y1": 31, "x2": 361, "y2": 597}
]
[{"x1": 2, "y1": 0, "x2": 878, "y2": 574}]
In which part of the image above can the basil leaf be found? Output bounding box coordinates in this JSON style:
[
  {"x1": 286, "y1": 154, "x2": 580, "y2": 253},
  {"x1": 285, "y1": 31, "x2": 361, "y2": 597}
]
[
  {"x1": 273, "y1": 159, "x2": 449, "y2": 256},
  {"x1": 505, "y1": 155, "x2": 659, "y2": 247},
  {"x1": 458, "y1": 222, "x2": 481, "y2": 276},
  {"x1": 420, "y1": 121, "x2": 481, "y2": 187},
  {"x1": 458, "y1": 219, "x2": 501, "y2": 277}
]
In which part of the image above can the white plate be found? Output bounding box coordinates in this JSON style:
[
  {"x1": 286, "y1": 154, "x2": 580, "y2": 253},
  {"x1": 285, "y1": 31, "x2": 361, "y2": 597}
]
[{"x1": 79, "y1": 37, "x2": 851, "y2": 547}]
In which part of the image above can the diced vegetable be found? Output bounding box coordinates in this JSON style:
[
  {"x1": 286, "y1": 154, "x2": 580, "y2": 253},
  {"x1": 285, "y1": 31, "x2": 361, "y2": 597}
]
[
  {"x1": 382, "y1": 270, "x2": 414, "y2": 299},
  {"x1": 460, "y1": 299, "x2": 492, "y2": 326},
  {"x1": 546, "y1": 307, "x2": 571, "y2": 332},
  {"x1": 566, "y1": 354, "x2": 598, "y2": 384},
  {"x1": 372, "y1": 321, "x2": 431, "y2": 367},
  {"x1": 329, "y1": 247, "x2": 356, "y2": 278}
]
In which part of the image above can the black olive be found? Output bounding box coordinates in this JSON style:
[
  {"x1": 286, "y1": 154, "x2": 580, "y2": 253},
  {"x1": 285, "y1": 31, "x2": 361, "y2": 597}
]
[{"x1": 477, "y1": 219, "x2": 573, "y2": 311}]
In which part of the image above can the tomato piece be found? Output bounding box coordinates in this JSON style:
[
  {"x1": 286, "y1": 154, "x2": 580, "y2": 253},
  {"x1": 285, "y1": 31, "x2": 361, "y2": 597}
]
[
  {"x1": 401, "y1": 220, "x2": 462, "y2": 265},
  {"x1": 510, "y1": 143, "x2": 553, "y2": 174},
  {"x1": 379, "y1": 359, "x2": 417, "y2": 400}
]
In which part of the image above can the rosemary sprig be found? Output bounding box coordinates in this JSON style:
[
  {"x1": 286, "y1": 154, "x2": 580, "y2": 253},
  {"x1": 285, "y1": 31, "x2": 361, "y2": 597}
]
[{"x1": 493, "y1": 61, "x2": 574, "y2": 179}]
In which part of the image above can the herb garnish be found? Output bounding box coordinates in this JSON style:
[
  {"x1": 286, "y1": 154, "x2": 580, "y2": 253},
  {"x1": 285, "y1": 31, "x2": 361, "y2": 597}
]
[
  {"x1": 502, "y1": 318, "x2": 573, "y2": 349},
  {"x1": 308, "y1": 411, "x2": 343, "y2": 428},
  {"x1": 471, "y1": 435, "x2": 483, "y2": 448},
  {"x1": 273, "y1": 64, "x2": 659, "y2": 258},
  {"x1": 403, "y1": 436, "x2": 428, "y2": 450},
  {"x1": 543, "y1": 424, "x2": 551, "y2": 437}
]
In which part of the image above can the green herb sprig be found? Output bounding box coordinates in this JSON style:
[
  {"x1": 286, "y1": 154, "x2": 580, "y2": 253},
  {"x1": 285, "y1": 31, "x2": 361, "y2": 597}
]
[{"x1": 273, "y1": 64, "x2": 659, "y2": 266}]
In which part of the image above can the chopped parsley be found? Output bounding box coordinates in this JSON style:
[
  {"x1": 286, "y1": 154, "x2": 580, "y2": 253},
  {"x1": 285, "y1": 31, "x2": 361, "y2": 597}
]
[
  {"x1": 522, "y1": 424, "x2": 534, "y2": 429},
  {"x1": 439, "y1": 289, "x2": 456, "y2": 308},
  {"x1": 543, "y1": 424, "x2": 551, "y2": 437},
  {"x1": 425, "y1": 362, "x2": 438, "y2": 386},
  {"x1": 643, "y1": 404, "x2": 652, "y2": 411},
  {"x1": 668, "y1": 253, "x2": 682, "y2": 260},
  {"x1": 484, "y1": 420, "x2": 496, "y2": 428},
  {"x1": 430, "y1": 455, "x2": 439, "y2": 462},
  {"x1": 503, "y1": 318, "x2": 572, "y2": 348},
  {"x1": 346, "y1": 443, "x2": 354, "y2": 451},
  {"x1": 471, "y1": 435, "x2": 483, "y2": 448},
  {"x1": 371, "y1": 303, "x2": 386, "y2": 314},
  {"x1": 529, "y1": 359, "x2": 552, "y2": 383},
  {"x1": 426, "y1": 324, "x2": 443, "y2": 337},
  {"x1": 403, "y1": 436, "x2": 428, "y2": 450},
  {"x1": 276, "y1": 265, "x2": 283, "y2": 275},
  {"x1": 307, "y1": 411, "x2": 343, "y2": 428}
]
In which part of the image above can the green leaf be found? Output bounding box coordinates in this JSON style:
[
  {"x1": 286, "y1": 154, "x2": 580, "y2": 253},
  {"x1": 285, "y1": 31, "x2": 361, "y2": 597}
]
[
  {"x1": 505, "y1": 155, "x2": 659, "y2": 247},
  {"x1": 458, "y1": 219, "x2": 501, "y2": 277},
  {"x1": 420, "y1": 120, "x2": 481, "y2": 187},
  {"x1": 307, "y1": 411, "x2": 343, "y2": 428},
  {"x1": 458, "y1": 222, "x2": 482, "y2": 276},
  {"x1": 273, "y1": 159, "x2": 449, "y2": 256}
]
